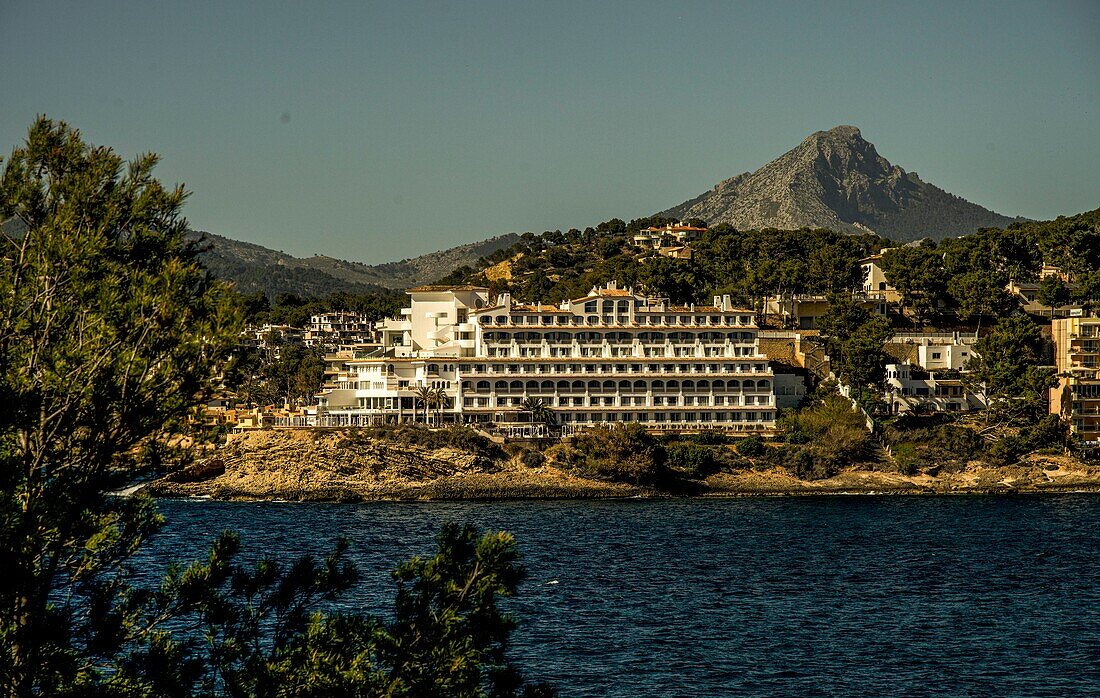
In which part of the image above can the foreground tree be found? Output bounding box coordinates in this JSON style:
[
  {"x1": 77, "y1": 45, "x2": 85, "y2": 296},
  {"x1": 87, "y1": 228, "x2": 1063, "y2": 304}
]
[
  {"x1": 963, "y1": 315, "x2": 1055, "y2": 426},
  {"x1": 0, "y1": 118, "x2": 552, "y2": 696},
  {"x1": 0, "y1": 117, "x2": 241, "y2": 694},
  {"x1": 816, "y1": 294, "x2": 893, "y2": 405}
]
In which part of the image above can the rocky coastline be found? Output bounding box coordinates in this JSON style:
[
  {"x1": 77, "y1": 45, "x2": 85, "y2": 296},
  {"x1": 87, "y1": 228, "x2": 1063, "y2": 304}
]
[{"x1": 141, "y1": 429, "x2": 1100, "y2": 502}]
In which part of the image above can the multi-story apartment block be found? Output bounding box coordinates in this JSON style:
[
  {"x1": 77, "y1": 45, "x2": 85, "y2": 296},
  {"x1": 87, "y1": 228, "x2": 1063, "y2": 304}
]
[
  {"x1": 247, "y1": 324, "x2": 304, "y2": 350},
  {"x1": 314, "y1": 282, "x2": 777, "y2": 432},
  {"x1": 765, "y1": 293, "x2": 886, "y2": 330},
  {"x1": 860, "y1": 252, "x2": 901, "y2": 303},
  {"x1": 1005, "y1": 275, "x2": 1083, "y2": 318},
  {"x1": 305, "y1": 311, "x2": 376, "y2": 349},
  {"x1": 1051, "y1": 317, "x2": 1100, "y2": 445},
  {"x1": 915, "y1": 339, "x2": 975, "y2": 372},
  {"x1": 632, "y1": 222, "x2": 706, "y2": 249},
  {"x1": 885, "y1": 362, "x2": 987, "y2": 414}
]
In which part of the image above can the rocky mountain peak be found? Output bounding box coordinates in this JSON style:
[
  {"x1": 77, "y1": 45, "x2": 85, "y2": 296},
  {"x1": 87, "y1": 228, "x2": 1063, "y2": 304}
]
[{"x1": 661, "y1": 126, "x2": 1015, "y2": 240}]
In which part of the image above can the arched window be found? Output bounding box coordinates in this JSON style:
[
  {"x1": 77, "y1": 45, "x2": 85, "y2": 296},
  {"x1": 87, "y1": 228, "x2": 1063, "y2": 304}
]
[{"x1": 477, "y1": 381, "x2": 491, "y2": 391}]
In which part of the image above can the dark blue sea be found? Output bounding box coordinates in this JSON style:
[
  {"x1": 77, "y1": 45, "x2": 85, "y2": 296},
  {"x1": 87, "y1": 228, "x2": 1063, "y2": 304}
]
[{"x1": 142, "y1": 496, "x2": 1100, "y2": 697}]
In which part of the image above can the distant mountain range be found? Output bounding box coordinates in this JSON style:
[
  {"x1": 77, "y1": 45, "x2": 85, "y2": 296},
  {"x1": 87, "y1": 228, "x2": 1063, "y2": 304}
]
[
  {"x1": 661, "y1": 125, "x2": 1019, "y2": 240},
  {"x1": 188, "y1": 230, "x2": 520, "y2": 298},
  {"x1": 3, "y1": 125, "x2": 1030, "y2": 298}
]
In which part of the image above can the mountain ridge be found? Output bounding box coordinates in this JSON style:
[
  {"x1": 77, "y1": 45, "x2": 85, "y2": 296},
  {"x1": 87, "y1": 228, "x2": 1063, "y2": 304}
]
[
  {"x1": 188, "y1": 230, "x2": 521, "y2": 298},
  {"x1": 660, "y1": 125, "x2": 1019, "y2": 240}
]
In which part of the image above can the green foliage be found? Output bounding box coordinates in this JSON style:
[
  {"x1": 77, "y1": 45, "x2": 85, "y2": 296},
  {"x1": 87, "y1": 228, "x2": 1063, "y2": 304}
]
[
  {"x1": 665, "y1": 442, "x2": 718, "y2": 477},
  {"x1": 518, "y1": 448, "x2": 546, "y2": 469},
  {"x1": 347, "y1": 424, "x2": 505, "y2": 461},
  {"x1": 247, "y1": 289, "x2": 405, "y2": 328},
  {"x1": 0, "y1": 119, "x2": 550, "y2": 697},
  {"x1": 776, "y1": 395, "x2": 872, "y2": 478},
  {"x1": 963, "y1": 315, "x2": 1056, "y2": 424},
  {"x1": 380, "y1": 524, "x2": 554, "y2": 697},
  {"x1": 947, "y1": 270, "x2": 1013, "y2": 325},
  {"x1": 817, "y1": 294, "x2": 893, "y2": 395},
  {"x1": 638, "y1": 256, "x2": 704, "y2": 305},
  {"x1": 554, "y1": 423, "x2": 669, "y2": 486},
  {"x1": 736, "y1": 435, "x2": 766, "y2": 457},
  {"x1": 885, "y1": 418, "x2": 985, "y2": 474},
  {"x1": 879, "y1": 245, "x2": 947, "y2": 325},
  {"x1": 1036, "y1": 274, "x2": 1071, "y2": 314},
  {"x1": 0, "y1": 117, "x2": 241, "y2": 694}
]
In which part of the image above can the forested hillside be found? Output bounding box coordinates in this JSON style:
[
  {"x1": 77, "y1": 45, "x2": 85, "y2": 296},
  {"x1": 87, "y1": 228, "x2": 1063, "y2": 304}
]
[{"x1": 436, "y1": 209, "x2": 1100, "y2": 321}]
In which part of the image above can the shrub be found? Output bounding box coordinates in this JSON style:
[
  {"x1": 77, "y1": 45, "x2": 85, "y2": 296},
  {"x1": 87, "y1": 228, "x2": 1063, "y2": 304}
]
[
  {"x1": 892, "y1": 443, "x2": 921, "y2": 476},
  {"x1": 682, "y1": 432, "x2": 735, "y2": 446},
  {"x1": 666, "y1": 442, "x2": 718, "y2": 477},
  {"x1": 1022, "y1": 415, "x2": 1065, "y2": 449},
  {"x1": 987, "y1": 435, "x2": 1028, "y2": 467},
  {"x1": 519, "y1": 449, "x2": 546, "y2": 469},
  {"x1": 560, "y1": 423, "x2": 670, "y2": 486},
  {"x1": 737, "y1": 435, "x2": 766, "y2": 457}
]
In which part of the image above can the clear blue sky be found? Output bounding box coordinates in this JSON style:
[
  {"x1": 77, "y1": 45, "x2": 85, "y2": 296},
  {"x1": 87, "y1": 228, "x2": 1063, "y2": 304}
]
[{"x1": 1, "y1": 1, "x2": 1097, "y2": 262}]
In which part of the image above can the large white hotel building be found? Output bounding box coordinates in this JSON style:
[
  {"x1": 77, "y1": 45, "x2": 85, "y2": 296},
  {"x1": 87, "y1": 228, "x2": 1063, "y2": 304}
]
[{"x1": 313, "y1": 282, "x2": 777, "y2": 432}]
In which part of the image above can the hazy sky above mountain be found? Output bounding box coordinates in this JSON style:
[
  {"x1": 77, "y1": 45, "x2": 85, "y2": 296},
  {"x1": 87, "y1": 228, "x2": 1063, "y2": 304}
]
[{"x1": 1, "y1": 1, "x2": 1097, "y2": 263}]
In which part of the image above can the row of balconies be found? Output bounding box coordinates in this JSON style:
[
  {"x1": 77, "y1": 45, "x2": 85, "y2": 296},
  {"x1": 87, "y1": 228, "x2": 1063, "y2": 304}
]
[
  {"x1": 484, "y1": 338, "x2": 757, "y2": 348},
  {"x1": 462, "y1": 395, "x2": 773, "y2": 409},
  {"x1": 464, "y1": 383, "x2": 773, "y2": 394},
  {"x1": 458, "y1": 364, "x2": 771, "y2": 376},
  {"x1": 478, "y1": 315, "x2": 754, "y2": 328}
]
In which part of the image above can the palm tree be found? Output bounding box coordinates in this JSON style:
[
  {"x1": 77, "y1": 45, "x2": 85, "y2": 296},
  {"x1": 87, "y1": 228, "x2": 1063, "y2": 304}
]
[
  {"x1": 413, "y1": 384, "x2": 433, "y2": 425},
  {"x1": 430, "y1": 387, "x2": 450, "y2": 426},
  {"x1": 519, "y1": 397, "x2": 555, "y2": 434}
]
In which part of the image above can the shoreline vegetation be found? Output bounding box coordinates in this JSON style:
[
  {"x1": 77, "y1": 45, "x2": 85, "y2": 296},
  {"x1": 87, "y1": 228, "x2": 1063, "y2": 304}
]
[{"x1": 143, "y1": 425, "x2": 1100, "y2": 502}]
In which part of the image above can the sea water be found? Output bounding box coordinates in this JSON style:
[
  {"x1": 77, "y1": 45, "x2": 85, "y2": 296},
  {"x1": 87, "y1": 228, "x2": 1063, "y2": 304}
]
[{"x1": 141, "y1": 496, "x2": 1100, "y2": 696}]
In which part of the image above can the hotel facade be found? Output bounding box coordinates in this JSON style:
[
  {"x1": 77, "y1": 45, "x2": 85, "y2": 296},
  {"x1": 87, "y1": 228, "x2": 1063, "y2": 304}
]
[
  {"x1": 1051, "y1": 317, "x2": 1100, "y2": 446},
  {"x1": 313, "y1": 282, "x2": 777, "y2": 432}
]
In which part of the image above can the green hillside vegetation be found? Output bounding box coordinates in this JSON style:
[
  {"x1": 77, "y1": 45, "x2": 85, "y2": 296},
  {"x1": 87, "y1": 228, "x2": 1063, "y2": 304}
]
[
  {"x1": 433, "y1": 209, "x2": 1100, "y2": 327},
  {"x1": 437, "y1": 216, "x2": 883, "y2": 309}
]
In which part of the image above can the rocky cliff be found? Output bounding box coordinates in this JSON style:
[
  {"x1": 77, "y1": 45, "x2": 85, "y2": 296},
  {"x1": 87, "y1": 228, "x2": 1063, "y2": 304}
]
[
  {"x1": 145, "y1": 429, "x2": 636, "y2": 501},
  {"x1": 662, "y1": 125, "x2": 1017, "y2": 241},
  {"x1": 144, "y1": 430, "x2": 1100, "y2": 502}
]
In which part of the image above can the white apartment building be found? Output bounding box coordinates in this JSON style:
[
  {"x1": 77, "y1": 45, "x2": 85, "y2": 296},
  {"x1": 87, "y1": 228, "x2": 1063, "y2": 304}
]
[
  {"x1": 916, "y1": 340, "x2": 975, "y2": 371},
  {"x1": 885, "y1": 362, "x2": 988, "y2": 414},
  {"x1": 632, "y1": 222, "x2": 706, "y2": 249},
  {"x1": 305, "y1": 311, "x2": 376, "y2": 349},
  {"x1": 860, "y1": 252, "x2": 901, "y2": 303},
  {"x1": 314, "y1": 282, "x2": 777, "y2": 432}
]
